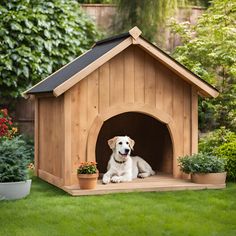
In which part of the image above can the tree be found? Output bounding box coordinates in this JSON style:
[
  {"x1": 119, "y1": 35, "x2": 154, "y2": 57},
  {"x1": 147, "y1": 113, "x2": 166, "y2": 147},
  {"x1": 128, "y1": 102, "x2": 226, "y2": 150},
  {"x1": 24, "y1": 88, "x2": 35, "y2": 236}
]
[
  {"x1": 0, "y1": 0, "x2": 101, "y2": 100},
  {"x1": 170, "y1": 0, "x2": 236, "y2": 132},
  {"x1": 113, "y1": 0, "x2": 185, "y2": 42}
]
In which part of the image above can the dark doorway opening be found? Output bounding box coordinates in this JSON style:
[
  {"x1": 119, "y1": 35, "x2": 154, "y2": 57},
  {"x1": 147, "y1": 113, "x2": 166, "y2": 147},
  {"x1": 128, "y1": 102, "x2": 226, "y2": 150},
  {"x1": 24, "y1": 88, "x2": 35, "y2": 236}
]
[{"x1": 96, "y1": 112, "x2": 173, "y2": 175}]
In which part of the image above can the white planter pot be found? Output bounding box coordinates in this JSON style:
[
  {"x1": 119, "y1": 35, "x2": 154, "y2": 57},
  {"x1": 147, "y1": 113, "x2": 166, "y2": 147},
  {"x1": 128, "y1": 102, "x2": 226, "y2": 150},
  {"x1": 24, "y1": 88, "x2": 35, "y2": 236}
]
[{"x1": 0, "y1": 179, "x2": 32, "y2": 200}]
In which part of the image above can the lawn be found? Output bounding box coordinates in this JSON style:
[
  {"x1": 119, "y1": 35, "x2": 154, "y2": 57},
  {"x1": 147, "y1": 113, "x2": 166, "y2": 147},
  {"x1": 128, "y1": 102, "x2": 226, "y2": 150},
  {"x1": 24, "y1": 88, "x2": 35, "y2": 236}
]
[{"x1": 0, "y1": 178, "x2": 236, "y2": 236}]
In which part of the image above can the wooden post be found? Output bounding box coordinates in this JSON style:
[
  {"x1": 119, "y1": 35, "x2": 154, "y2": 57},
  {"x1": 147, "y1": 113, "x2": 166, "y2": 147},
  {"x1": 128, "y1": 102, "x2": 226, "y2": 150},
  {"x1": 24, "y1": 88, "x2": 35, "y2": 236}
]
[
  {"x1": 63, "y1": 92, "x2": 72, "y2": 186},
  {"x1": 191, "y1": 86, "x2": 198, "y2": 154},
  {"x1": 34, "y1": 96, "x2": 39, "y2": 176}
]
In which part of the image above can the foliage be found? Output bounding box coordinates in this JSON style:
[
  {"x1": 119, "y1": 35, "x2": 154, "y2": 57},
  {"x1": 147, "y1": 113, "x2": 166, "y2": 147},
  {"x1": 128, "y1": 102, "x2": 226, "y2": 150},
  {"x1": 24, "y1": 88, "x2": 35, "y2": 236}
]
[
  {"x1": 188, "y1": 0, "x2": 211, "y2": 7},
  {"x1": 199, "y1": 127, "x2": 236, "y2": 155},
  {"x1": 215, "y1": 142, "x2": 236, "y2": 181},
  {"x1": 21, "y1": 134, "x2": 34, "y2": 164},
  {"x1": 178, "y1": 153, "x2": 225, "y2": 174},
  {"x1": 27, "y1": 162, "x2": 35, "y2": 179},
  {"x1": 0, "y1": 108, "x2": 17, "y2": 139},
  {"x1": 77, "y1": 161, "x2": 97, "y2": 174},
  {"x1": 0, "y1": 136, "x2": 32, "y2": 182},
  {"x1": 199, "y1": 127, "x2": 236, "y2": 181},
  {"x1": 113, "y1": 0, "x2": 187, "y2": 42},
  {"x1": 170, "y1": 0, "x2": 236, "y2": 132},
  {"x1": 0, "y1": 0, "x2": 101, "y2": 100},
  {"x1": 78, "y1": 0, "x2": 113, "y2": 3}
]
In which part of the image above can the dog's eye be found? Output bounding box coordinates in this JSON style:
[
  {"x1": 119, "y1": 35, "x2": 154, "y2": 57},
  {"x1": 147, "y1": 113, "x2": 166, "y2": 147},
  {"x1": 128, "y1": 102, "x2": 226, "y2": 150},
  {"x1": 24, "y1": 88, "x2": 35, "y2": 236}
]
[
  {"x1": 126, "y1": 142, "x2": 129, "y2": 145},
  {"x1": 118, "y1": 142, "x2": 122, "y2": 145}
]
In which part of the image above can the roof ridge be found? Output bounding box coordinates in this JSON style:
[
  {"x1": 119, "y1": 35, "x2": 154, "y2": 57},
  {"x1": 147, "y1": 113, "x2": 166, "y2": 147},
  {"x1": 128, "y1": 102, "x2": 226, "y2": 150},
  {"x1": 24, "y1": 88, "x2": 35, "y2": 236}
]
[{"x1": 94, "y1": 32, "x2": 130, "y2": 47}]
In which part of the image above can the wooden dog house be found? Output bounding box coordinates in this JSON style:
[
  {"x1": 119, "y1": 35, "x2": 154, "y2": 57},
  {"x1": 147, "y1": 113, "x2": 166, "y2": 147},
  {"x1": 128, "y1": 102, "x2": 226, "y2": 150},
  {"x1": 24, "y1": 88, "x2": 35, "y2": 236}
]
[{"x1": 25, "y1": 27, "x2": 219, "y2": 192}]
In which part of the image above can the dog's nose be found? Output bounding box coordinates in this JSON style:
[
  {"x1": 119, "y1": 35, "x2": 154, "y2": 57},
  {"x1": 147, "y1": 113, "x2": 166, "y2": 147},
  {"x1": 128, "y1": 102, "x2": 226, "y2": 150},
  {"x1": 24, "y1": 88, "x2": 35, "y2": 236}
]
[{"x1": 125, "y1": 149, "x2": 130, "y2": 154}]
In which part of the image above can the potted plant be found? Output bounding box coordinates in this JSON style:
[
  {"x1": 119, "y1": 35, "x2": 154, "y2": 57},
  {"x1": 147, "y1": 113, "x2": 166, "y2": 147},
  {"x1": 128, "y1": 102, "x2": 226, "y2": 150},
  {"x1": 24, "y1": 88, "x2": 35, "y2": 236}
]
[
  {"x1": 0, "y1": 109, "x2": 33, "y2": 200},
  {"x1": 77, "y1": 161, "x2": 98, "y2": 189},
  {"x1": 178, "y1": 153, "x2": 226, "y2": 184}
]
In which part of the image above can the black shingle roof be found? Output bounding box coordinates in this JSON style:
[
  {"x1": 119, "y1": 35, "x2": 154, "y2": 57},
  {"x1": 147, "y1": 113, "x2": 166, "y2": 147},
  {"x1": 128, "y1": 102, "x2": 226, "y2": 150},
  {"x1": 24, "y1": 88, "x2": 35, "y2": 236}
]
[
  {"x1": 27, "y1": 33, "x2": 130, "y2": 94},
  {"x1": 26, "y1": 30, "x2": 218, "y2": 96}
]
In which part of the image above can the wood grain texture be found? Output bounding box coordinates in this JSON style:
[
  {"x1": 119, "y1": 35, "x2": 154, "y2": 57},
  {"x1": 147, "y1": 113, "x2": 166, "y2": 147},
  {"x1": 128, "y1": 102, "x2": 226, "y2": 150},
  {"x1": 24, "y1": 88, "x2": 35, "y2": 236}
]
[
  {"x1": 36, "y1": 44, "x2": 199, "y2": 187},
  {"x1": 109, "y1": 52, "x2": 124, "y2": 106},
  {"x1": 64, "y1": 92, "x2": 72, "y2": 185},
  {"x1": 144, "y1": 53, "x2": 156, "y2": 106},
  {"x1": 124, "y1": 47, "x2": 135, "y2": 103},
  {"x1": 191, "y1": 86, "x2": 198, "y2": 154},
  {"x1": 34, "y1": 97, "x2": 39, "y2": 176},
  {"x1": 99, "y1": 62, "x2": 110, "y2": 112},
  {"x1": 38, "y1": 96, "x2": 64, "y2": 178},
  {"x1": 63, "y1": 174, "x2": 226, "y2": 196},
  {"x1": 134, "y1": 46, "x2": 145, "y2": 103}
]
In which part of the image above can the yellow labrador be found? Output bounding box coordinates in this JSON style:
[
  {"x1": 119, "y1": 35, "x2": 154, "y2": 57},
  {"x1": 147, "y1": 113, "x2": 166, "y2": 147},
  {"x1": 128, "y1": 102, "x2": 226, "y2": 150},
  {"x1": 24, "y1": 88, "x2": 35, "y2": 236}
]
[{"x1": 102, "y1": 136, "x2": 155, "y2": 184}]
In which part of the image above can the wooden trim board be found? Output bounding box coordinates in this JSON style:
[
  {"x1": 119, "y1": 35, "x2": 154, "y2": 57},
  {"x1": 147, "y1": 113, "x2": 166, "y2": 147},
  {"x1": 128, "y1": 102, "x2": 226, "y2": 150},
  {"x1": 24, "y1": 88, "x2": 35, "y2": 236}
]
[
  {"x1": 136, "y1": 38, "x2": 219, "y2": 98},
  {"x1": 38, "y1": 169, "x2": 63, "y2": 188}
]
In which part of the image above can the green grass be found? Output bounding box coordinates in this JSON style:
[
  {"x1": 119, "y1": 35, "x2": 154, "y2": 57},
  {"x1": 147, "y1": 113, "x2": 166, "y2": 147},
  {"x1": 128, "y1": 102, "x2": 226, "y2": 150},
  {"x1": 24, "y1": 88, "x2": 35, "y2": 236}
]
[{"x1": 0, "y1": 178, "x2": 236, "y2": 236}]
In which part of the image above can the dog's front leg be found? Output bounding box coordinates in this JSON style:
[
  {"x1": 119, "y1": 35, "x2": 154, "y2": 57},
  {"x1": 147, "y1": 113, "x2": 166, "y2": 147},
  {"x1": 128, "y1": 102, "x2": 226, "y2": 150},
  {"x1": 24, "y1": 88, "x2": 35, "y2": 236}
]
[
  {"x1": 111, "y1": 173, "x2": 132, "y2": 183},
  {"x1": 102, "y1": 170, "x2": 113, "y2": 184}
]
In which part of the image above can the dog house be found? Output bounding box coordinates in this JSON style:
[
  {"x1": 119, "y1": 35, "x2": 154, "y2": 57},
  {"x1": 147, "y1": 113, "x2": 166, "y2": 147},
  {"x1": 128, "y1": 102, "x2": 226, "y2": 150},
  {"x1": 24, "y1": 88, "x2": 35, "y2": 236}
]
[{"x1": 24, "y1": 27, "x2": 218, "y2": 192}]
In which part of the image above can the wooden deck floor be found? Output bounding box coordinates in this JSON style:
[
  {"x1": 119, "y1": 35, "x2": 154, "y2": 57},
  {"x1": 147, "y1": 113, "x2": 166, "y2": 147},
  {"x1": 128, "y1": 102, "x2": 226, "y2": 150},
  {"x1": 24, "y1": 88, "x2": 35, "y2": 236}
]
[{"x1": 62, "y1": 174, "x2": 226, "y2": 196}]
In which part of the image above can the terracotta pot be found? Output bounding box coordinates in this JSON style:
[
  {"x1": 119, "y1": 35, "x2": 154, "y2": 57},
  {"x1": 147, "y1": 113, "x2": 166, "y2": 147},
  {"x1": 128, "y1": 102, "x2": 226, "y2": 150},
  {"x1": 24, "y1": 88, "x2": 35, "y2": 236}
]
[
  {"x1": 191, "y1": 172, "x2": 227, "y2": 184},
  {"x1": 77, "y1": 172, "x2": 98, "y2": 190}
]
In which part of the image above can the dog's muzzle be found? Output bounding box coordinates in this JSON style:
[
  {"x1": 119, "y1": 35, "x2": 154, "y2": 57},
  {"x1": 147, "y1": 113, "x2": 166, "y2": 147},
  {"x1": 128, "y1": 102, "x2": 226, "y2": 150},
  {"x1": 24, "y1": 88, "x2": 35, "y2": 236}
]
[{"x1": 119, "y1": 148, "x2": 130, "y2": 156}]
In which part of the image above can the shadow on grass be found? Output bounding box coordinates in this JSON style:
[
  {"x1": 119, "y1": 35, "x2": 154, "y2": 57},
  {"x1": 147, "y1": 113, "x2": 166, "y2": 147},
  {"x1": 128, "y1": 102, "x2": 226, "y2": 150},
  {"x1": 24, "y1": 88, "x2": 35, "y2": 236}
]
[{"x1": 30, "y1": 177, "x2": 69, "y2": 197}]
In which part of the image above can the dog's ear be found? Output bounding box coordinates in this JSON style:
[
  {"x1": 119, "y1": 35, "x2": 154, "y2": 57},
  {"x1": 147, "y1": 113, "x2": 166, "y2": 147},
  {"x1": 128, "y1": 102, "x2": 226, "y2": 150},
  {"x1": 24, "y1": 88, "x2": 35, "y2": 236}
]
[
  {"x1": 108, "y1": 137, "x2": 118, "y2": 150},
  {"x1": 128, "y1": 137, "x2": 135, "y2": 150}
]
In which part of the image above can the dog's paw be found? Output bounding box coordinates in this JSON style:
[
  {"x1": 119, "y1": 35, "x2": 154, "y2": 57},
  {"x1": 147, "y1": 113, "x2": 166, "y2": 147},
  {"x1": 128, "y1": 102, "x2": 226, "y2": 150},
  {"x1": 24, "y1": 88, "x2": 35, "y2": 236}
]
[
  {"x1": 111, "y1": 176, "x2": 121, "y2": 183},
  {"x1": 102, "y1": 175, "x2": 111, "y2": 184},
  {"x1": 138, "y1": 173, "x2": 149, "y2": 178}
]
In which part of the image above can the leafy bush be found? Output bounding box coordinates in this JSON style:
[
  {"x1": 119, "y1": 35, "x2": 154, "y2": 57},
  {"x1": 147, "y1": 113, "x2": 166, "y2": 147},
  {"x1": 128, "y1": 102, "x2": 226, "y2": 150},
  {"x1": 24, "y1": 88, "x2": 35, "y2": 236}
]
[
  {"x1": 0, "y1": 136, "x2": 32, "y2": 182},
  {"x1": 199, "y1": 127, "x2": 236, "y2": 155},
  {"x1": 21, "y1": 135, "x2": 34, "y2": 164},
  {"x1": 170, "y1": 0, "x2": 236, "y2": 132},
  {"x1": 178, "y1": 153, "x2": 225, "y2": 174},
  {"x1": 0, "y1": 0, "x2": 101, "y2": 99},
  {"x1": 215, "y1": 142, "x2": 236, "y2": 181}
]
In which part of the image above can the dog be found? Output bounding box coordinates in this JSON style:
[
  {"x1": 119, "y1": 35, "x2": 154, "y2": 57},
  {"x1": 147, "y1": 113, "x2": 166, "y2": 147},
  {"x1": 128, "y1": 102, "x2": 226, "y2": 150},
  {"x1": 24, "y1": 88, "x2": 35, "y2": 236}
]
[{"x1": 102, "y1": 136, "x2": 155, "y2": 184}]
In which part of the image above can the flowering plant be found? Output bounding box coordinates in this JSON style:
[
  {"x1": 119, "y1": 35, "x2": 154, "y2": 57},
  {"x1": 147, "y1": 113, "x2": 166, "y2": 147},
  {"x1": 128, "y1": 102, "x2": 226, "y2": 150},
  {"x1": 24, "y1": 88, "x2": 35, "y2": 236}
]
[
  {"x1": 28, "y1": 163, "x2": 35, "y2": 179},
  {"x1": 77, "y1": 161, "x2": 97, "y2": 174},
  {"x1": 0, "y1": 108, "x2": 17, "y2": 139}
]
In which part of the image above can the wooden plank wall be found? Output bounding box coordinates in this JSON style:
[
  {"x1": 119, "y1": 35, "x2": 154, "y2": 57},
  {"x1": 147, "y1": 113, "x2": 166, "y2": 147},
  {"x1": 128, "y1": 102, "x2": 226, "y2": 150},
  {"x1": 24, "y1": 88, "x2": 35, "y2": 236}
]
[
  {"x1": 38, "y1": 96, "x2": 64, "y2": 181},
  {"x1": 67, "y1": 45, "x2": 192, "y2": 182}
]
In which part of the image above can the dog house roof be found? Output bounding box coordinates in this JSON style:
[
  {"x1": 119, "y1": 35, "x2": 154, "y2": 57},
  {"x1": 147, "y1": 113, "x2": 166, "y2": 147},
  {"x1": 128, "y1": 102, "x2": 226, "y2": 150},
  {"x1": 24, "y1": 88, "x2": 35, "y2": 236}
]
[{"x1": 24, "y1": 27, "x2": 219, "y2": 98}]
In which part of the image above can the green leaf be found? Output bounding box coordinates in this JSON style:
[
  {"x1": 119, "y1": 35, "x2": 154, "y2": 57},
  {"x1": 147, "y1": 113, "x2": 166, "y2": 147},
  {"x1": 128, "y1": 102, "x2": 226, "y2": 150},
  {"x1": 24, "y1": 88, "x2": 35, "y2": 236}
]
[
  {"x1": 10, "y1": 22, "x2": 23, "y2": 32},
  {"x1": 24, "y1": 19, "x2": 33, "y2": 29},
  {"x1": 23, "y1": 66, "x2": 29, "y2": 78},
  {"x1": 44, "y1": 29, "x2": 51, "y2": 38}
]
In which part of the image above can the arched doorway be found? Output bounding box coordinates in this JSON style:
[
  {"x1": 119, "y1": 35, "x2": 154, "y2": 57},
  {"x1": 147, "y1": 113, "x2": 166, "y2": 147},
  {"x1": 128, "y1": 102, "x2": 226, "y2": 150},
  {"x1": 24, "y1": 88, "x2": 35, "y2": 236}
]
[{"x1": 95, "y1": 112, "x2": 173, "y2": 175}]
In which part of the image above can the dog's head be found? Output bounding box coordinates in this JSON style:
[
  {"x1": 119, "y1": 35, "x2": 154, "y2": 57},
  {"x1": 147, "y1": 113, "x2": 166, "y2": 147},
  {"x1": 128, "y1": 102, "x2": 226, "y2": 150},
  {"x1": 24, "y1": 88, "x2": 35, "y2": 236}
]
[{"x1": 108, "y1": 136, "x2": 135, "y2": 159}]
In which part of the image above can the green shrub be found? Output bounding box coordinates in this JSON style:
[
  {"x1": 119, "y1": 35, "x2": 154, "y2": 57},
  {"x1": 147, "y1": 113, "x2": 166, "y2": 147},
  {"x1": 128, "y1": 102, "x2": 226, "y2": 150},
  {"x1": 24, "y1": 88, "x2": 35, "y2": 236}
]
[
  {"x1": 199, "y1": 127, "x2": 236, "y2": 155},
  {"x1": 0, "y1": 136, "x2": 32, "y2": 182},
  {"x1": 0, "y1": 0, "x2": 101, "y2": 99},
  {"x1": 215, "y1": 142, "x2": 236, "y2": 181},
  {"x1": 21, "y1": 135, "x2": 34, "y2": 164},
  {"x1": 178, "y1": 153, "x2": 225, "y2": 174}
]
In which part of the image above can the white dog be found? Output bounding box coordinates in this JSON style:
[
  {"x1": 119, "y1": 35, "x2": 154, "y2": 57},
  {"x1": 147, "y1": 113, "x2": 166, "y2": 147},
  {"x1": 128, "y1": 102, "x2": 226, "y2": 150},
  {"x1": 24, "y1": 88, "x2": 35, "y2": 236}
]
[{"x1": 102, "y1": 136, "x2": 155, "y2": 184}]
